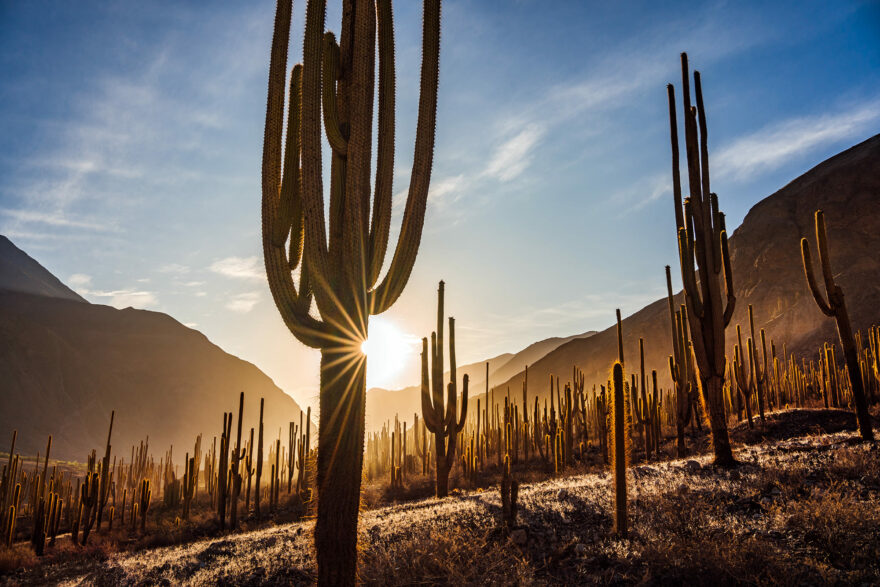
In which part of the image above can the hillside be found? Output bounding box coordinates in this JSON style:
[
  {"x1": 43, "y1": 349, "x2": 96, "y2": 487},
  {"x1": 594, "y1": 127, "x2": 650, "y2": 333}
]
[
  {"x1": 366, "y1": 331, "x2": 596, "y2": 430},
  {"x1": 0, "y1": 236, "x2": 85, "y2": 303},
  {"x1": 495, "y1": 134, "x2": 880, "y2": 398},
  {"x1": 7, "y1": 411, "x2": 877, "y2": 585},
  {"x1": 0, "y1": 242, "x2": 306, "y2": 462}
]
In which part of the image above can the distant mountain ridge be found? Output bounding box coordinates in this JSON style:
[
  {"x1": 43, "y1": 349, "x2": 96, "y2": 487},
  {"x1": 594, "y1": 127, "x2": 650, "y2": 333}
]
[
  {"x1": 366, "y1": 330, "x2": 597, "y2": 429},
  {"x1": 0, "y1": 239, "x2": 306, "y2": 462}
]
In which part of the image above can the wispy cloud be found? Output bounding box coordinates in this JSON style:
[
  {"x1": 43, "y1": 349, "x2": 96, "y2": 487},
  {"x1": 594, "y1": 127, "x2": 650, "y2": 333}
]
[
  {"x1": 427, "y1": 174, "x2": 467, "y2": 208},
  {"x1": 158, "y1": 263, "x2": 190, "y2": 274},
  {"x1": 79, "y1": 287, "x2": 159, "y2": 309},
  {"x1": 210, "y1": 256, "x2": 263, "y2": 281},
  {"x1": 714, "y1": 100, "x2": 880, "y2": 181},
  {"x1": 1, "y1": 209, "x2": 116, "y2": 231},
  {"x1": 68, "y1": 273, "x2": 92, "y2": 288},
  {"x1": 611, "y1": 173, "x2": 671, "y2": 213},
  {"x1": 483, "y1": 124, "x2": 545, "y2": 182},
  {"x1": 225, "y1": 291, "x2": 260, "y2": 313}
]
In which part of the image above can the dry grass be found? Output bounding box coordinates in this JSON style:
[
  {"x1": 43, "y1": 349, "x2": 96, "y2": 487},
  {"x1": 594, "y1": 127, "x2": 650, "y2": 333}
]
[{"x1": 2, "y1": 409, "x2": 878, "y2": 586}]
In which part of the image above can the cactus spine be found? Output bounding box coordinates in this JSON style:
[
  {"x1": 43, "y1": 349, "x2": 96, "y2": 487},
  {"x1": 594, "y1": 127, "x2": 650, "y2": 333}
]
[
  {"x1": 667, "y1": 53, "x2": 737, "y2": 467},
  {"x1": 262, "y1": 0, "x2": 441, "y2": 581},
  {"x1": 801, "y1": 210, "x2": 874, "y2": 440},
  {"x1": 421, "y1": 281, "x2": 469, "y2": 497}
]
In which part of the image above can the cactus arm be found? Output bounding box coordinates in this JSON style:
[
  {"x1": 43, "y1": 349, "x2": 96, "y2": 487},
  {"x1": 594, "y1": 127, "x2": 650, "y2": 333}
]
[
  {"x1": 262, "y1": 0, "x2": 329, "y2": 348},
  {"x1": 801, "y1": 237, "x2": 834, "y2": 316},
  {"x1": 298, "y1": 0, "x2": 336, "y2": 313},
  {"x1": 368, "y1": 0, "x2": 396, "y2": 288},
  {"x1": 445, "y1": 316, "x2": 457, "y2": 428},
  {"x1": 321, "y1": 33, "x2": 348, "y2": 156},
  {"x1": 678, "y1": 225, "x2": 704, "y2": 319},
  {"x1": 455, "y1": 375, "x2": 469, "y2": 432},
  {"x1": 667, "y1": 85, "x2": 685, "y2": 233},
  {"x1": 337, "y1": 0, "x2": 376, "y2": 299},
  {"x1": 369, "y1": 0, "x2": 441, "y2": 315},
  {"x1": 721, "y1": 227, "x2": 735, "y2": 326},
  {"x1": 421, "y1": 338, "x2": 442, "y2": 433}
]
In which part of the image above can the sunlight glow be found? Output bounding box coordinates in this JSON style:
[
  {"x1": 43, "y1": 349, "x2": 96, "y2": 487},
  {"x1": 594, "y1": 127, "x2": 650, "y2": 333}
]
[{"x1": 361, "y1": 317, "x2": 420, "y2": 390}]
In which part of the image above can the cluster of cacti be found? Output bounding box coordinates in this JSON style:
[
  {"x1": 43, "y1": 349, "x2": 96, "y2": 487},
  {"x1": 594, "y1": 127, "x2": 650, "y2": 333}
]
[
  {"x1": 666, "y1": 265, "x2": 696, "y2": 456},
  {"x1": 632, "y1": 339, "x2": 662, "y2": 460},
  {"x1": 1, "y1": 391, "x2": 316, "y2": 556}
]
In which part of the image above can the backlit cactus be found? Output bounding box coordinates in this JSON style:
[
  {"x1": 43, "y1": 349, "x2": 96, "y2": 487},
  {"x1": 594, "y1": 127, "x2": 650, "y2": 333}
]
[
  {"x1": 610, "y1": 361, "x2": 629, "y2": 538},
  {"x1": 667, "y1": 52, "x2": 737, "y2": 466},
  {"x1": 801, "y1": 210, "x2": 874, "y2": 441},
  {"x1": 421, "y1": 281, "x2": 469, "y2": 497},
  {"x1": 261, "y1": 0, "x2": 442, "y2": 580}
]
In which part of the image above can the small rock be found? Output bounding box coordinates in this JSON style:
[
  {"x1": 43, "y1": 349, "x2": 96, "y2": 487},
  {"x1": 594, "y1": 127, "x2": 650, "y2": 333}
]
[
  {"x1": 557, "y1": 489, "x2": 569, "y2": 500},
  {"x1": 511, "y1": 529, "x2": 528, "y2": 545}
]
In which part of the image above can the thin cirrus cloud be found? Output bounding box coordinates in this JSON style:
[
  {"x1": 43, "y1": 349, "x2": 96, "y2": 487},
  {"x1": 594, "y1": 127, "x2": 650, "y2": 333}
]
[
  {"x1": 714, "y1": 99, "x2": 880, "y2": 181},
  {"x1": 483, "y1": 124, "x2": 546, "y2": 182},
  {"x1": 68, "y1": 273, "x2": 159, "y2": 310},
  {"x1": 225, "y1": 292, "x2": 261, "y2": 314},
  {"x1": 209, "y1": 256, "x2": 264, "y2": 281}
]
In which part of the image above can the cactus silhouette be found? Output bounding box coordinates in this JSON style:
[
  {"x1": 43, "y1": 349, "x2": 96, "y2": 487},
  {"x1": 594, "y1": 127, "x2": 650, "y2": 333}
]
[
  {"x1": 261, "y1": 0, "x2": 441, "y2": 582},
  {"x1": 801, "y1": 210, "x2": 874, "y2": 440},
  {"x1": 667, "y1": 53, "x2": 737, "y2": 467},
  {"x1": 420, "y1": 281, "x2": 469, "y2": 497},
  {"x1": 610, "y1": 361, "x2": 629, "y2": 537}
]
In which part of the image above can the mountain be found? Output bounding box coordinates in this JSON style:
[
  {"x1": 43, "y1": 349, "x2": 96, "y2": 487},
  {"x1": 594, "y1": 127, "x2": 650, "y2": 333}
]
[
  {"x1": 0, "y1": 241, "x2": 307, "y2": 462},
  {"x1": 494, "y1": 134, "x2": 880, "y2": 400},
  {"x1": 365, "y1": 331, "x2": 596, "y2": 430},
  {"x1": 0, "y1": 236, "x2": 85, "y2": 303}
]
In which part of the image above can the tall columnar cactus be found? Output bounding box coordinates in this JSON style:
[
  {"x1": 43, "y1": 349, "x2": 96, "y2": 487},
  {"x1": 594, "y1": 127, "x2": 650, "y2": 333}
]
[
  {"x1": 666, "y1": 265, "x2": 694, "y2": 457},
  {"x1": 97, "y1": 412, "x2": 113, "y2": 529},
  {"x1": 610, "y1": 361, "x2": 629, "y2": 538},
  {"x1": 667, "y1": 53, "x2": 737, "y2": 466},
  {"x1": 421, "y1": 281, "x2": 469, "y2": 497},
  {"x1": 801, "y1": 210, "x2": 874, "y2": 440},
  {"x1": 262, "y1": 0, "x2": 441, "y2": 582},
  {"x1": 747, "y1": 305, "x2": 768, "y2": 423}
]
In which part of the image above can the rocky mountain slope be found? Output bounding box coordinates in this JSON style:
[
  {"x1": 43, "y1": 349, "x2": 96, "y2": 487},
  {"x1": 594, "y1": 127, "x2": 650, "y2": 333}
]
[
  {"x1": 495, "y1": 134, "x2": 880, "y2": 398},
  {"x1": 0, "y1": 241, "x2": 306, "y2": 461}
]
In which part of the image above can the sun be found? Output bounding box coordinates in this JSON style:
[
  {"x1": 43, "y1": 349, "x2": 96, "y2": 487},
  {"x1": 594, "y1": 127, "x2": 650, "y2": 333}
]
[{"x1": 361, "y1": 317, "x2": 419, "y2": 389}]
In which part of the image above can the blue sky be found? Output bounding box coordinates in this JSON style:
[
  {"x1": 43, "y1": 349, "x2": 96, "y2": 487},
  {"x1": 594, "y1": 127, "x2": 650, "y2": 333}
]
[{"x1": 1, "y1": 0, "x2": 878, "y2": 410}]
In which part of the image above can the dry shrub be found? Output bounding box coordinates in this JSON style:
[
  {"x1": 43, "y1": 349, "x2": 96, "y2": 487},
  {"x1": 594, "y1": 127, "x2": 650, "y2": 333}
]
[
  {"x1": 359, "y1": 526, "x2": 531, "y2": 586},
  {"x1": 772, "y1": 484, "x2": 880, "y2": 573}
]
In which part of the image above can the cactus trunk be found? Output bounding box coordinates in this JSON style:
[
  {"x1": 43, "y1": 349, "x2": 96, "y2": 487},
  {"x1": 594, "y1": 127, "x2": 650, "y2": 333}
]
[{"x1": 315, "y1": 344, "x2": 366, "y2": 586}]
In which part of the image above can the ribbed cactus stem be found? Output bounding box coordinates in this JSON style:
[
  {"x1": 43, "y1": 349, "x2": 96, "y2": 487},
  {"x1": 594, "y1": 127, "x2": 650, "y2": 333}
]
[
  {"x1": 262, "y1": 0, "x2": 442, "y2": 581},
  {"x1": 610, "y1": 361, "x2": 629, "y2": 538},
  {"x1": 420, "y1": 281, "x2": 469, "y2": 497},
  {"x1": 801, "y1": 210, "x2": 874, "y2": 441},
  {"x1": 667, "y1": 53, "x2": 736, "y2": 467}
]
